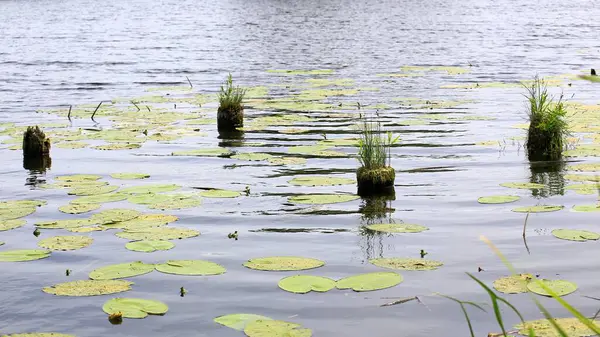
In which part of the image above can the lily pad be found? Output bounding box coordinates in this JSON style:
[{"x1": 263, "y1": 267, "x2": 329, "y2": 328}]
[
  {"x1": 35, "y1": 218, "x2": 95, "y2": 229},
  {"x1": 172, "y1": 148, "x2": 232, "y2": 157},
  {"x1": 38, "y1": 235, "x2": 93, "y2": 251},
  {"x1": 125, "y1": 240, "x2": 175, "y2": 253},
  {"x1": 155, "y1": 260, "x2": 226, "y2": 276},
  {"x1": 231, "y1": 153, "x2": 273, "y2": 161},
  {"x1": 115, "y1": 227, "x2": 200, "y2": 241},
  {"x1": 59, "y1": 203, "x2": 101, "y2": 214},
  {"x1": 120, "y1": 184, "x2": 181, "y2": 194},
  {"x1": 0, "y1": 249, "x2": 51, "y2": 262},
  {"x1": 214, "y1": 314, "x2": 273, "y2": 331},
  {"x1": 0, "y1": 207, "x2": 36, "y2": 221},
  {"x1": 500, "y1": 182, "x2": 546, "y2": 189},
  {"x1": 89, "y1": 261, "x2": 155, "y2": 280},
  {"x1": 477, "y1": 195, "x2": 521, "y2": 204},
  {"x1": 148, "y1": 198, "x2": 202, "y2": 210},
  {"x1": 369, "y1": 258, "x2": 443, "y2": 271},
  {"x1": 492, "y1": 274, "x2": 533, "y2": 294},
  {"x1": 0, "y1": 200, "x2": 47, "y2": 208},
  {"x1": 278, "y1": 275, "x2": 336, "y2": 294},
  {"x1": 512, "y1": 205, "x2": 564, "y2": 213},
  {"x1": 288, "y1": 176, "x2": 354, "y2": 187},
  {"x1": 90, "y1": 208, "x2": 141, "y2": 225},
  {"x1": 0, "y1": 219, "x2": 26, "y2": 231},
  {"x1": 93, "y1": 143, "x2": 141, "y2": 151},
  {"x1": 568, "y1": 163, "x2": 600, "y2": 172},
  {"x1": 43, "y1": 280, "x2": 133, "y2": 296},
  {"x1": 111, "y1": 173, "x2": 150, "y2": 180},
  {"x1": 127, "y1": 193, "x2": 186, "y2": 205},
  {"x1": 198, "y1": 189, "x2": 241, "y2": 198},
  {"x1": 267, "y1": 157, "x2": 307, "y2": 165},
  {"x1": 365, "y1": 223, "x2": 429, "y2": 233},
  {"x1": 515, "y1": 317, "x2": 600, "y2": 337},
  {"x1": 0, "y1": 334, "x2": 76, "y2": 337},
  {"x1": 336, "y1": 272, "x2": 403, "y2": 292},
  {"x1": 244, "y1": 257, "x2": 325, "y2": 271},
  {"x1": 68, "y1": 226, "x2": 106, "y2": 233},
  {"x1": 70, "y1": 193, "x2": 129, "y2": 204},
  {"x1": 552, "y1": 229, "x2": 600, "y2": 242},
  {"x1": 56, "y1": 174, "x2": 101, "y2": 182},
  {"x1": 244, "y1": 320, "x2": 312, "y2": 337},
  {"x1": 55, "y1": 141, "x2": 88, "y2": 149},
  {"x1": 68, "y1": 185, "x2": 119, "y2": 196},
  {"x1": 102, "y1": 297, "x2": 168, "y2": 319},
  {"x1": 287, "y1": 194, "x2": 359, "y2": 205},
  {"x1": 572, "y1": 204, "x2": 600, "y2": 212},
  {"x1": 527, "y1": 279, "x2": 578, "y2": 297},
  {"x1": 103, "y1": 214, "x2": 178, "y2": 230}
]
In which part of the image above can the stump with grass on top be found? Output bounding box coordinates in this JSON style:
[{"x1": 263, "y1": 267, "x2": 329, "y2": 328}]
[{"x1": 217, "y1": 73, "x2": 246, "y2": 131}]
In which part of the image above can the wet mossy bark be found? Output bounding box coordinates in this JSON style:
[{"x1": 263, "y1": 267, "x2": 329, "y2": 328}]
[
  {"x1": 217, "y1": 105, "x2": 244, "y2": 131},
  {"x1": 23, "y1": 126, "x2": 51, "y2": 158},
  {"x1": 526, "y1": 115, "x2": 563, "y2": 161},
  {"x1": 23, "y1": 155, "x2": 52, "y2": 172},
  {"x1": 356, "y1": 166, "x2": 395, "y2": 197}
]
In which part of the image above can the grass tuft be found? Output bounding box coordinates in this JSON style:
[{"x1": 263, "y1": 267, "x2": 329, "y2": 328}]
[
  {"x1": 218, "y1": 73, "x2": 246, "y2": 114},
  {"x1": 357, "y1": 116, "x2": 399, "y2": 170}
]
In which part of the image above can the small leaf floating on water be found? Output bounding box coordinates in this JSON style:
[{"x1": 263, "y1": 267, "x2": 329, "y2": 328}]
[
  {"x1": 33, "y1": 228, "x2": 40, "y2": 237},
  {"x1": 180, "y1": 287, "x2": 187, "y2": 297},
  {"x1": 420, "y1": 249, "x2": 427, "y2": 258}
]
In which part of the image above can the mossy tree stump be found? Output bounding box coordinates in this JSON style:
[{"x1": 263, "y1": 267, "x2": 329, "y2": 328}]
[
  {"x1": 23, "y1": 126, "x2": 51, "y2": 157},
  {"x1": 217, "y1": 106, "x2": 244, "y2": 131},
  {"x1": 357, "y1": 166, "x2": 395, "y2": 197}
]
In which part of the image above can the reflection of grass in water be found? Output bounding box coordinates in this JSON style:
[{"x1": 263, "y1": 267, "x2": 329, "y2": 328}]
[{"x1": 529, "y1": 160, "x2": 566, "y2": 198}]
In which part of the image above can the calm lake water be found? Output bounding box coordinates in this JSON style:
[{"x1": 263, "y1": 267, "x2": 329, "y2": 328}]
[{"x1": 1, "y1": 0, "x2": 600, "y2": 336}]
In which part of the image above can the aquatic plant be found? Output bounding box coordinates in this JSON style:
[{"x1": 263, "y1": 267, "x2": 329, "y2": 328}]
[
  {"x1": 524, "y1": 76, "x2": 569, "y2": 161},
  {"x1": 356, "y1": 116, "x2": 399, "y2": 196},
  {"x1": 217, "y1": 73, "x2": 247, "y2": 131}
]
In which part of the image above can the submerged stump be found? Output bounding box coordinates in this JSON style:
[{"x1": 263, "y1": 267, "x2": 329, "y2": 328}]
[
  {"x1": 356, "y1": 166, "x2": 395, "y2": 197},
  {"x1": 23, "y1": 126, "x2": 51, "y2": 157},
  {"x1": 526, "y1": 115, "x2": 563, "y2": 161},
  {"x1": 217, "y1": 106, "x2": 244, "y2": 131}
]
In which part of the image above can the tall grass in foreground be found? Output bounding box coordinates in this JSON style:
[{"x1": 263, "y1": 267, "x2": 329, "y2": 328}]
[
  {"x1": 524, "y1": 76, "x2": 569, "y2": 161},
  {"x1": 442, "y1": 236, "x2": 600, "y2": 337},
  {"x1": 357, "y1": 117, "x2": 399, "y2": 169},
  {"x1": 218, "y1": 73, "x2": 246, "y2": 113}
]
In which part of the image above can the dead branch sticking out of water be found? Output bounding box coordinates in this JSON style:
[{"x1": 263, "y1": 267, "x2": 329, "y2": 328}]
[
  {"x1": 67, "y1": 105, "x2": 72, "y2": 122},
  {"x1": 131, "y1": 100, "x2": 140, "y2": 111},
  {"x1": 523, "y1": 212, "x2": 531, "y2": 254},
  {"x1": 186, "y1": 76, "x2": 193, "y2": 88},
  {"x1": 91, "y1": 101, "x2": 112, "y2": 122},
  {"x1": 146, "y1": 105, "x2": 151, "y2": 112}
]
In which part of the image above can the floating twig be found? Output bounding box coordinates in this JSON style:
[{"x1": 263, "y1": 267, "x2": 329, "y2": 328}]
[
  {"x1": 146, "y1": 106, "x2": 151, "y2": 112},
  {"x1": 67, "y1": 105, "x2": 72, "y2": 122},
  {"x1": 131, "y1": 101, "x2": 140, "y2": 111},
  {"x1": 186, "y1": 76, "x2": 193, "y2": 88},
  {"x1": 380, "y1": 296, "x2": 417, "y2": 307}
]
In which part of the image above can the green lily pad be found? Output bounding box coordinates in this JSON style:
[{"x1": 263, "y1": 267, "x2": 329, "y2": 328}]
[
  {"x1": 56, "y1": 174, "x2": 101, "y2": 182},
  {"x1": 568, "y1": 163, "x2": 600, "y2": 172},
  {"x1": 103, "y1": 214, "x2": 178, "y2": 230},
  {"x1": 572, "y1": 204, "x2": 600, "y2": 212},
  {"x1": 288, "y1": 176, "x2": 354, "y2": 187},
  {"x1": 278, "y1": 275, "x2": 336, "y2": 294},
  {"x1": 477, "y1": 195, "x2": 521, "y2": 204},
  {"x1": 38, "y1": 235, "x2": 93, "y2": 251},
  {"x1": 0, "y1": 249, "x2": 51, "y2": 262},
  {"x1": 231, "y1": 153, "x2": 273, "y2": 161},
  {"x1": 552, "y1": 229, "x2": 600, "y2": 241},
  {"x1": 369, "y1": 258, "x2": 443, "y2": 271},
  {"x1": 55, "y1": 141, "x2": 88, "y2": 149},
  {"x1": 70, "y1": 193, "x2": 129, "y2": 204},
  {"x1": 0, "y1": 219, "x2": 26, "y2": 231},
  {"x1": 67, "y1": 226, "x2": 106, "y2": 233},
  {"x1": 198, "y1": 189, "x2": 241, "y2": 198},
  {"x1": 512, "y1": 205, "x2": 564, "y2": 213},
  {"x1": 244, "y1": 320, "x2": 312, "y2": 337},
  {"x1": 125, "y1": 240, "x2": 175, "y2": 253},
  {"x1": 43, "y1": 280, "x2": 133, "y2": 296},
  {"x1": 120, "y1": 184, "x2": 181, "y2": 194},
  {"x1": 148, "y1": 198, "x2": 202, "y2": 210},
  {"x1": 244, "y1": 257, "x2": 325, "y2": 271},
  {"x1": 102, "y1": 297, "x2": 168, "y2": 319},
  {"x1": 111, "y1": 173, "x2": 150, "y2": 180},
  {"x1": 267, "y1": 157, "x2": 307, "y2": 165},
  {"x1": 89, "y1": 261, "x2": 156, "y2": 280},
  {"x1": 93, "y1": 143, "x2": 141, "y2": 151},
  {"x1": 214, "y1": 314, "x2": 273, "y2": 331},
  {"x1": 127, "y1": 193, "x2": 186, "y2": 205},
  {"x1": 365, "y1": 223, "x2": 429, "y2": 233},
  {"x1": 172, "y1": 148, "x2": 232, "y2": 157},
  {"x1": 115, "y1": 227, "x2": 200, "y2": 241},
  {"x1": 0, "y1": 207, "x2": 36, "y2": 221},
  {"x1": 68, "y1": 185, "x2": 119, "y2": 196},
  {"x1": 287, "y1": 194, "x2": 359, "y2": 205},
  {"x1": 492, "y1": 274, "x2": 533, "y2": 294},
  {"x1": 155, "y1": 260, "x2": 226, "y2": 276},
  {"x1": 0, "y1": 334, "x2": 76, "y2": 337},
  {"x1": 336, "y1": 272, "x2": 403, "y2": 292},
  {"x1": 58, "y1": 203, "x2": 101, "y2": 214},
  {"x1": 40, "y1": 181, "x2": 108, "y2": 190},
  {"x1": 0, "y1": 200, "x2": 47, "y2": 208},
  {"x1": 90, "y1": 208, "x2": 141, "y2": 225},
  {"x1": 500, "y1": 182, "x2": 546, "y2": 189},
  {"x1": 35, "y1": 218, "x2": 95, "y2": 229},
  {"x1": 515, "y1": 317, "x2": 599, "y2": 337},
  {"x1": 527, "y1": 279, "x2": 578, "y2": 297},
  {"x1": 564, "y1": 174, "x2": 600, "y2": 182}
]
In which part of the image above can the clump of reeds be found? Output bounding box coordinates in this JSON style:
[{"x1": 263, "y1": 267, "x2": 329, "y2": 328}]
[
  {"x1": 217, "y1": 73, "x2": 246, "y2": 131},
  {"x1": 356, "y1": 117, "x2": 399, "y2": 196},
  {"x1": 524, "y1": 76, "x2": 569, "y2": 161}
]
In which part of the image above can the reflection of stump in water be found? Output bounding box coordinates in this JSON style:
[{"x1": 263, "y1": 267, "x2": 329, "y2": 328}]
[
  {"x1": 359, "y1": 196, "x2": 395, "y2": 225},
  {"x1": 358, "y1": 225, "x2": 386, "y2": 260},
  {"x1": 529, "y1": 160, "x2": 565, "y2": 198},
  {"x1": 218, "y1": 129, "x2": 245, "y2": 147}
]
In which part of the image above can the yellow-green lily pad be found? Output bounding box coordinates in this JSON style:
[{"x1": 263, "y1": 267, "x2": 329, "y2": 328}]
[
  {"x1": 568, "y1": 163, "x2": 600, "y2": 172},
  {"x1": 500, "y1": 182, "x2": 546, "y2": 189},
  {"x1": 552, "y1": 229, "x2": 600, "y2": 241},
  {"x1": 43, "y1": 280, "x2": 133, "y2": 296},
  {"x1": 244, "y1": 257, "x2": 325, "y2": 271},
  {"x1": 278, "y1": 275, "x2": 336, "y2": 294},
  {"x1": 515, "y1": 317, "x2": 599, "y2": 337},
  {"x1": 38, "y1": 235, "x2": 93, "y2": 251},
  {"x1": 527, "y1": 279, "x2": 578, "y2": 297},
  {"x1": 70, "y1": 193, "x2": 129, "y2": 204},
  {"x1": 244, "y1": 320, "x2": 312, "y2": 337},
  {"x1": 58, "y1": 203, "x2": 101, "y2": 214},
  {"x1": 115, "y1": 227, "x2": 200, "y2": 241},
  {"x1": 214, "y1": 314, "x2": 273, "y2": 331},
  {"x1": 369, "y1": 258, "x2": 443, "y2": 271},
  {"x1": 172, "y1": 148, "x2": 232, "y2": 157},
  {"x1": 267, "y1": 157, "x2": 307, "y2": 165},
  {"x1": 478, "y1": 195, "x2": 520, "y2": 204},
  {"x1": 198, "y1": 189, "x2": 241, "y2": 198},
  {"x1": 56, "y1": 174, "x2": 101, "y2": 182},
  {"x1": 336, "y1": 272, "x2": 403, "y2": 292},
  {"x1": 0, "y1": 219, "x2": 26, "y2": 231},
  {"x1": 103, "y1": 214, "x2": 178, "y2": 230},
  {"x1": 125, "y1": 240, "x2": 175, "y2": 253},
  {"x1": 288, "y1": 176, "x2": 354, "y2": 187},
  {"x1": 365, "y1": 223, "x2": 429, "y2": 233},
  {"x1": 512, "y1": 205, "x2": 564, "y2": 213},
  {"x1": 287, "y1": 194, "x2": 359, "y2": 205},
  {"x1": 572, "y1": 204, "x2": 600, "y2": 212},
  {"x1": 231, "y1": 153, "x2": 273, "y2": 161},
  {"x1": 90, "y1": 208, "x2": 141, "y2": 225},
  {"x1": 102, "y1": 297, "x2": 168, "y2": 319},
  {"x1": 89, "y1": 261, "x2": 155, "y2": 280},
  {"x1": 155, "y1": 260, "x2": 226, "y2": 276},
  {"x1": 0, "y1": 249, "x2": 51, "y2": 262},
  {"x1": 0, "y1": 207, "x2": 36, "y2": 221},
  {"x1": 120, "y1": 184, "x2": 181, "y2": 194},
  {"x1": 35, "y1": 218, "x2": 95, "y2": 229},
  {"x1": 493, "y1": 274, "x2": 533, "y2": 294},
  {"x1": 0, "y1": 200, "x2": 46, "y2": 208},
  {"x1": 111, "y1": 173, "x2": 150, "y2": 180},
  {"x1": 55, "y1": 141, "x2": 88, "y2": 149},
  {"x1": 148, "y1": 198, "x2": 202, "y2": 210},
  {"x1": 68, "y1": 185, "x2": 119, "y2": 196},
  {"x1": 93, "y1": 143, "x2": 141, "y2": 151}
]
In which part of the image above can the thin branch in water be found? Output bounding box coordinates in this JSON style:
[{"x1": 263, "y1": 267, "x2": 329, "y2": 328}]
[
  {"x1": 146, "y1": 106, "x2": 151, "y2": 112},
  {"x1": 523, "y1": 211, "x2": 531, "y2": 254},
  {"x1": 131, "y1": 101, "x2": 140, "y2": 111},
  {"x1": 380, "y1": 296, "x2": 417, "y2": 307},
  {"x1": 91, "y1": 101, "x2": 103, "y2": 122},
  {"x1": 67, "y1": 105, "x2": 72, "y2": 122},
  {"x1": 186, "y1": 76, "x2": 193, "y2": 88}
]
